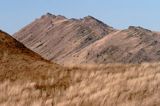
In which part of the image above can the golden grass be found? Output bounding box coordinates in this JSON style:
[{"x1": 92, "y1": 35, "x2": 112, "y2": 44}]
[{"x1": 1, "y1": 62, "x2": 160, "y2": 106}]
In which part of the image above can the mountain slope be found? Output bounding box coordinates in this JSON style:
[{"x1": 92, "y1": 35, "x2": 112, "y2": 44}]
[{"x1": 13, "y1": 13, "x2": 116, "y2": 64}]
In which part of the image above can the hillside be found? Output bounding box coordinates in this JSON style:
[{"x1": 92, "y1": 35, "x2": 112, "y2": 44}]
[
  {"x1": 0, "y1": 29, "x2": 64, "y2": 81},
  {"x1": 0, "y1": 30, "x2": 71, "y2": 105}
]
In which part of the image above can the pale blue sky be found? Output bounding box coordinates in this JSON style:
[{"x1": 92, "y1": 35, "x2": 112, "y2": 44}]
[{"x1": 0, "y1": 0, "x2": 160, "y2": 34}]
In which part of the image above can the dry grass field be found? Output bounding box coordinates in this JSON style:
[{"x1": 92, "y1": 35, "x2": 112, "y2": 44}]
[{"x1": 1, "y1": 63, "x2": 160, "y2": 106}]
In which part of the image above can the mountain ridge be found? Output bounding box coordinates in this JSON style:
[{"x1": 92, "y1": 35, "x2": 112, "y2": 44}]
[{"x1": 14, "y1": 13, "x2": 160, "y2": 65}]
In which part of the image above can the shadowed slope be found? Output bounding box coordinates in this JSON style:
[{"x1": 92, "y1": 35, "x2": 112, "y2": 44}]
[
  {"x1": 0, "y1": 30, "x2": 73, "y2": 105},
  {"x1": 0, "y1": 30, "x2": 49, "y2": 81},
  {"x1": 0, "y1": 30, "x2": 46, "y2": 61}
]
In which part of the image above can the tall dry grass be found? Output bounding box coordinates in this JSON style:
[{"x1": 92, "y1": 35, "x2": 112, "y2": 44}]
[{"x1": 1, "y1": 63, "x2": 160, "y2": 106}]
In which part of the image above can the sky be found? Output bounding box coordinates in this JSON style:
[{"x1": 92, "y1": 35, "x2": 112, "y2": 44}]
[{"x1": 0, "y1": 0, "x2": 160, "y2": 34}]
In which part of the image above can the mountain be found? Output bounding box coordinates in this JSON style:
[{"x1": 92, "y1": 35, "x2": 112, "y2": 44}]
[
  {"x1": 14, "y1": 13, "x2": 160, "y2": 65},
  {"x1": 13, "y1": 13, "x2": 116, "y2": 65}
]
